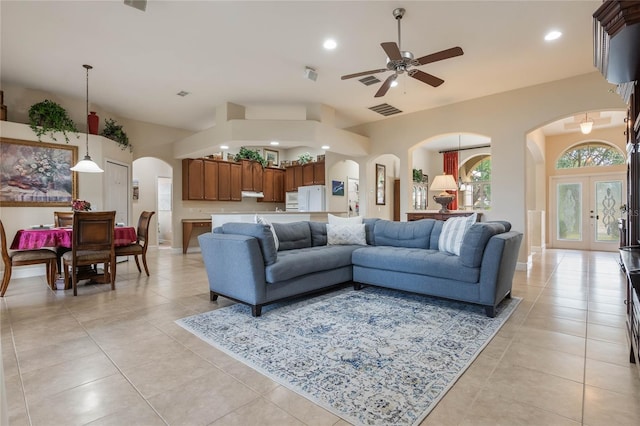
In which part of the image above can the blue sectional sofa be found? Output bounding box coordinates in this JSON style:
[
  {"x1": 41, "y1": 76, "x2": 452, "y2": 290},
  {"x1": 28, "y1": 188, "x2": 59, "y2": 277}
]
[{"x1": 198, "y1": 218, "x2": 522, "y2": 317}]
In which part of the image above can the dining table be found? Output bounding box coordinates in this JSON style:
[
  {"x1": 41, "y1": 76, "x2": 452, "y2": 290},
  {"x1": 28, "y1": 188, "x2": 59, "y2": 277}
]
[{"x1": 10, "y1": 226, "x2": 137, "y2": 250}]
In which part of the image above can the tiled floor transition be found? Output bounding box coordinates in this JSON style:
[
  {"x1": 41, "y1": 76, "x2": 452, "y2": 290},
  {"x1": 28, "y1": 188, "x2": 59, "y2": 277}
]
[{"x1": 2, "y1": 247, "x2": 640, "y2": 425}]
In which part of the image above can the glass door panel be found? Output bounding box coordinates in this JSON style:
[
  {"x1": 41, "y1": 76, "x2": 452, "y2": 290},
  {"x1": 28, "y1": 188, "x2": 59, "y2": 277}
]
[
  {"x1": 594, "y1": 180, "x2": 622, "y2": 243},
  {"x1": 557, "y1": 182, "x2": 582, "y2": 241}
]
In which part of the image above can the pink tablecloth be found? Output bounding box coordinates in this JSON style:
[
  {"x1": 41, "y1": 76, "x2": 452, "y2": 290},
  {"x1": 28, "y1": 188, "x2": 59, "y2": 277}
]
[{"x1": 11, "y1": 227, "x2": 137, "y2": 250}]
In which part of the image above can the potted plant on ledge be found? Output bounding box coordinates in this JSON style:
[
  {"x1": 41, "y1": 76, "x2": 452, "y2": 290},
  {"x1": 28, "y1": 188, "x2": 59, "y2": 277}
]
[
  {"x1": 101, "y1": 118, "x2": 132, "y2": 152},
  {"x1": 28, "y1": 99, "x2": 78, "y2": 143},
  {"x1": 234, "y1": 147, "x2": 267, "y2": 167}
]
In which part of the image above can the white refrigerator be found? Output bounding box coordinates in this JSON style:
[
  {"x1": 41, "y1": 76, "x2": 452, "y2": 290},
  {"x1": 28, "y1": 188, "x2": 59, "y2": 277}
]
[{"x1": 298, "y1": 185, "x2": 326, "y2": 211}]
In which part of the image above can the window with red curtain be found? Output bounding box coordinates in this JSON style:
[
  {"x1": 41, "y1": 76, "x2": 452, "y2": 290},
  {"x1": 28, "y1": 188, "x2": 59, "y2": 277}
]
[{"x1": 443, "y1": 151, "x2": 458, "y2": 210}]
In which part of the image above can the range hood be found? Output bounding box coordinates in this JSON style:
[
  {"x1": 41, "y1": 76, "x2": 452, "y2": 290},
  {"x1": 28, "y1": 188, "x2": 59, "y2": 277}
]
[{"x1": 241, "y1": 191, "x2": 265, "y2": 198}]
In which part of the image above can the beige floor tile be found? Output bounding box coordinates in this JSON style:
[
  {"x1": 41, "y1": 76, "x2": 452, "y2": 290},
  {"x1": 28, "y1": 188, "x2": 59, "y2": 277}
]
[
  {"x1": 458, "y1": 389, "x2": 581, "y2": 426},
  {"x1": 85, "y1": 399, "x2": 166, "y2": 425},
  {"x1": 513, "y1": 326, "x2": 586, "y2": 357},
  {"x1": 266, "y1": 385, "x2": 342, "y2": 426},
  {"x1": 102, "y1": 332, "x2": 191, "y2": 370},
  {"x1": 484, "y1": 364, "x2": 584, "y2": 421},
  {"x1": 16, "y1": 335, "x2": 101, "y2": 374},
  {"x1": 501, "y1": 340, "x2": 585, "y2": 382},
  {"x1": 224, "y1": 359, "x2": 281, "y2": 395},
  {"x1": 27, "y1": 374, "x2": 147, "y2": 426},
  {"x1": 586, "y1": 338, "x2": 632, "y2": 367},
  {"x1": 120, "y1": 348, "x2": 218, "y2": 398},
  {"x1": 587, "y1": 310, "x2": 626, "y2": 328},
  {"x1": 419, "y1": 380, "x2": 482, "y2": 426},
  {"x1": 527, "y1": 301, "x2": 588, "y2": 322},
  {"x1": 587, "y1": 322, "x2": 628, "y2": 344},
  {"x1": 583, "y1": 385, "x2": 640, "y2": 426},
  {"x1": 21, "y1": 350, "x2": 119, "y2": 403},
  {"x1": 585, "y1": 358, "x2": 640, "y2": 396},
  {"x1": 148, "y1": 369, "x2": 260, "y2": 425},
  {"x1": 211, "y1": 397, "x2": 305, "y2": 426},
  {"x1": 522, "y1": 315, "x2": 586, "y2": 338}
]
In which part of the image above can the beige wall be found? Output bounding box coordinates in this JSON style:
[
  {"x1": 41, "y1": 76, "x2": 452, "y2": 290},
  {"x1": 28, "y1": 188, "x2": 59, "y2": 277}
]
[{"x1": 348, "y1": 72, "x2": 626, "y2": 265}]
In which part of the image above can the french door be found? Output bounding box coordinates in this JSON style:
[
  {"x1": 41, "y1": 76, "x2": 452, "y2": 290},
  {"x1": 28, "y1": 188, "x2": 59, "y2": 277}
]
[{"x1": 550, "y1": 173, "x2": 624, "y2": 251}]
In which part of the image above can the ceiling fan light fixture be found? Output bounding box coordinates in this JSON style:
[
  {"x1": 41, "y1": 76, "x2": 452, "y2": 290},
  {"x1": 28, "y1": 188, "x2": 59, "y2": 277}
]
[{"x1": 390, "y1": 80, "x2": 398, "y2": 88}]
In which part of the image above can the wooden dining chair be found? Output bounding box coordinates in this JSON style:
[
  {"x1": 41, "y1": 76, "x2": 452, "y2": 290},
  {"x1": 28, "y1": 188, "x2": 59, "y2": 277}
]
[
  {"x1": 53, "y1": 211, "x2": 74, "y2": 228},
  {"x1": 115, "y1": 211, "x2": 155, "y2": 276},
  {"x1": 61, "y1": 211, "x2": 116, "y2": 296},
  {"x1": 53, "y1": 211, "x2": 74, "y2": 273},
  {"x1": 1, "y1": 220, "x2": 57, "y2": 296}
]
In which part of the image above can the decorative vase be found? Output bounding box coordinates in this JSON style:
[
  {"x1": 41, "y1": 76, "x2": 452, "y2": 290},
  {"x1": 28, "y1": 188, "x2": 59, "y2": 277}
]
[{"x1": 88, "y1": 111, "x2": 99, "y2": 134}]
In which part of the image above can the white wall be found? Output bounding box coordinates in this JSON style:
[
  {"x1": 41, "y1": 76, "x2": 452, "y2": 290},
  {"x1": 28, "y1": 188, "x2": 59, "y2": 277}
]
[
  {"x1": 326, "y1": 159, "x2": 359, "y2": 213},
  {"x1": 132, "y1": 157, "x2": 172, "y2": 246}
]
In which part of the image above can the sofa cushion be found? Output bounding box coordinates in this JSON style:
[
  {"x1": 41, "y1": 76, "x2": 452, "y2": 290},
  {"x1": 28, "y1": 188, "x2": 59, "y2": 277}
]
[
  {"x1": 272, "y1": 221, "x2": 312, "y2": 251},
  {"x1": 438, "y1": 213, "x2": 477, "y2": 255},
  {"x1": 220, "y1": 223, "x2": 277, "y2": 265},
  {"x1": 429, "y1": 220, "x2": 444, "y2": 249},
  {"x1": 373, "y1": 219, "x2": 435, "y2": 249},
  {"x1": 309, "y1": 221, "x2": 327, "y2": 246},
  {"x1": 255, "y1": 215, "x2": 279, "y2": 251},
  {"x1": 459, "y1": 222, "x2": 505, "y2": 268},
  {"x1": 363, "y1": 218, "x2": 379, "y2": 246},
  {"x1": 265, "y1": 245, "x2": 360, "y2": 283},
  {"x1": 352, "y1": 246, "x2": 480, "y2": 283},
  {"x1": 327, "y1": 223, "x2": 367, "y2": 245},
  {"x1": 328, "y1": 213, "x2": 362, "y2": 224}
]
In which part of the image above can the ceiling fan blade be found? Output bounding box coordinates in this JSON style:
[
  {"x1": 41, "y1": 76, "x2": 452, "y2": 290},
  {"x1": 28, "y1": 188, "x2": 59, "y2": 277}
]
[
  {"x1": 381, "y1": 42, "x2": 403, "y2": 61},
  {"x1": 375, "y1": 74, "x2": 398, "y2": 98},
  {"x1": 408, "y1": 69, "x2": 444, "y2": 87},
  {"x1": 341, "y1": 68, "x2": 389, "y2": 80},
  {"x1": 415, "y1": 46, "x2": 464, "y2": 66}
]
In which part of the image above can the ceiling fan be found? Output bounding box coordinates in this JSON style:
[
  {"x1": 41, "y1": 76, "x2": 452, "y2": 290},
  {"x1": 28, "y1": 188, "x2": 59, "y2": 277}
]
[{"x1": 341, "y1": 7, "x2": 464, "y2": 98}]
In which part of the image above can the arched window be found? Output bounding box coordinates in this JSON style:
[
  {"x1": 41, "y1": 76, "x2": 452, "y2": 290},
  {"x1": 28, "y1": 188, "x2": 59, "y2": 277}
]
[
  {"x1": 556, "y1": 142, "x2": 624, "y2": 169},
  {"x1": 460, "y1": 155, "x2": 491, "y2": 210}
]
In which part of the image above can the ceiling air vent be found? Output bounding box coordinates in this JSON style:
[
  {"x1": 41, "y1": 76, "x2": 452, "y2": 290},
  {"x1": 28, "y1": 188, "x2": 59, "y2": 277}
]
[
  {"x1": 369, "y1": 103, "x2": 403, "y2": 117},
  {"x1": 359, "y1": 76, "x2": 381, "y2": 86}
]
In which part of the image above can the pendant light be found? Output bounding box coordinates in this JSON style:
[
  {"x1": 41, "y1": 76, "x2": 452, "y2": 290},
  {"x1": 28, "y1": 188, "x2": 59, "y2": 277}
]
[
  {"x1": 580, "y1": 112, "x2": 593, "y2": 135},
  {"x1": 71, "y1": 64, "x2": 103, "y2": 173}
]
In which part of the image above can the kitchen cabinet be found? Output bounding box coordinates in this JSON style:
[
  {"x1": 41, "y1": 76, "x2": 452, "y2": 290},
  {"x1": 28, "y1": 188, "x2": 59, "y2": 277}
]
[
  {"x1": 182, "y1": 159, "x2": 204, "y2": 200},
  {"x1": 203, "y1": 159, "x2": 218, "y2": 200},
  {"x1": 218, "y1": 161, "x2": 242, "y2": 201},
  {"x1": 259, "y1": 168, "x2": 285, "y2": 203},
  {"x1": 302, "y1": 161, "x2": 325, "y2": 186},
  {"x1": 285, "y1": 165, "x2": 304, "y2": 191},
  {"x1": 183, "y1": 158, "x2": 241, "y2": 202},
  {"x1": 241, "y1": 160, "x2": 263, "y2": 192}
]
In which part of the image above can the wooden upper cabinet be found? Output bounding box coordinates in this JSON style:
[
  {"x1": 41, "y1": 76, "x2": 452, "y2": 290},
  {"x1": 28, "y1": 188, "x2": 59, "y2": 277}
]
[
  {"x1": 259, "y1": 168, "x2": 285, "y2": 202},
  {"x1": 294, "y1": 165, "x2": 303, "y2": 189},
  {"x1": 230, "y1": 162, "x2": 242, "y2": 201},
  {"x1": 218, "y1": 161, "x2": 231, "y2": 201},
  {"x1": 274, "y1": 169, "x2": 285, "y2": 202},
  {"x1": 241, "y1": 160, "x2": 264, "y2": 192},
  {"x1": 203, "y1": 160, "x2": 218, "y2": 201},
  {"x1": 182, "y1": 159, "x2": 203, "y2": 200},
  {"x1": 302, "y1": 161, "x2": 325, "y2": 186},
  {"x1": 285, "y1": 166, "x2": 296, "y2": 192}
]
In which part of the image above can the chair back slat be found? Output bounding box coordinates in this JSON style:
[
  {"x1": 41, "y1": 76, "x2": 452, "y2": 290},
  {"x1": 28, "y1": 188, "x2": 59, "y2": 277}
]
[
  {"x1": 0, "y1": 220, "x2": 11, "y2": 266},
  {"x1": 54, "y1": 212, "x2": 74, "y2": 228},
  {"x1": 136, "y1": 211, "x2": 156, "y2": 244}
]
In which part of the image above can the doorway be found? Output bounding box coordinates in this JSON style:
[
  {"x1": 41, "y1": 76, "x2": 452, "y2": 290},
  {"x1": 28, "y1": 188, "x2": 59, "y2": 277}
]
[
  {"x1": 157, "y1": 176, "x2": 172, "y2": 247},
  {"x1": 550, "y1": 173, "x2": 624, "y2": 251},
  {"x1": 104, "y1": 160, "x2": 129, "y2": 225}
]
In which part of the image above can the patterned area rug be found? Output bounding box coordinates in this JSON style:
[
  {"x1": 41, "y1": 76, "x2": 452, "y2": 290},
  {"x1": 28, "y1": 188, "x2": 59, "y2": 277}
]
[{"x1": 177, "y1": 287, "x2": 520, "y2": 425}]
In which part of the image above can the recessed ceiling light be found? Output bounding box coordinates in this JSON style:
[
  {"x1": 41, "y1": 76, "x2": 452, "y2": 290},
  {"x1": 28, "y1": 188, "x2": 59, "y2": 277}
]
[
  {"x1": 321, "y1": 145, "x2": 330, "y2": 150},
  {"x1": 270, "y1": 141, "x2": 279, "y2": 146},
  {"x1": 390, "y1": 80, "x2": 398, "y2": 88},
  {"x1": 323, "y1": 39, "x2": 337, "y2": 50},
  {"x1": 544, "y1": 30, "x2": 562, "y2": 41},
  {"x1": 220, "y1": 145, "x2": 229, "y2": 149}
]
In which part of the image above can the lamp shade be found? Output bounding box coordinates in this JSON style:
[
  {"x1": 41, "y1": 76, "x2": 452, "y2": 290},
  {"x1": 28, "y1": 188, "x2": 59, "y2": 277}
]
[
  {"x1": 70, "y1": 155, "x2": 104, "y2": 173},
  {"x1": 580, "y1": 120, "x2": 593, "y2": 134},
  {"x1": 430, "y1": 174, "x2": 458, "y2": 192}
]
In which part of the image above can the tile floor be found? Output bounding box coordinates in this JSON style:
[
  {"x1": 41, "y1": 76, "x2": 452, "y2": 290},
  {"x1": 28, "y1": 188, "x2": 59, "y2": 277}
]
[{"x1": 2, "y1": 248, "x2": 640, "y2": 425}]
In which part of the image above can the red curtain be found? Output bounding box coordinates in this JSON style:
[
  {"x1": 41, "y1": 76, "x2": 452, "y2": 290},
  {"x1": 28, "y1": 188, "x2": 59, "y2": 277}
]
[{"x1": 443, "y1": 151, "x2": 458, "y2": 210}]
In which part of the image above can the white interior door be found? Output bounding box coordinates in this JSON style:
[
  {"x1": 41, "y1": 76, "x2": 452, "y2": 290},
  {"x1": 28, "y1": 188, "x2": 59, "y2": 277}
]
[
  {"x1": 157, "y1": 176, "x2": 172, "y2": 245},
  {"x1": 550, "y1": 173, "x2": 624, "y2": 251},
  {"x1": 104, "y1": 160, "x2": 129, "y2": 225}
]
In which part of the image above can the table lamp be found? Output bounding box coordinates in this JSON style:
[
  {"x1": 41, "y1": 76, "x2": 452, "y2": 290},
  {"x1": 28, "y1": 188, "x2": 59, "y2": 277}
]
[{"x1": 430, "y1": 174, "x2": 457, "y2": 213}]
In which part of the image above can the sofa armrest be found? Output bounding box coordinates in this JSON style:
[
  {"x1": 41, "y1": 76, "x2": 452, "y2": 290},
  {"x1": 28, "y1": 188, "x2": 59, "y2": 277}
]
[
  {"x1": 478, "y1": 231, "x2": 523, "y2": 305},
  {"x1": 198, "y1": 233, "x2": 267, "y2": 305}
]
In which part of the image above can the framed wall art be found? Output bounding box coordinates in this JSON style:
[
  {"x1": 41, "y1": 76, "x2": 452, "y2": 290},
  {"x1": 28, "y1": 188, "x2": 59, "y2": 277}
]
[
  {"x1": 264, "y1": 149, "x2": 279, "y2": 165},
  {"x1": 332, "y1": 180, "x2": 344, "y2": 196},
  {"x1": 0, "y1": 137, "x2": 78, "y2": 206},
  {"x1": 376, "y1": 163, "x2": 386, "y2": 205}
]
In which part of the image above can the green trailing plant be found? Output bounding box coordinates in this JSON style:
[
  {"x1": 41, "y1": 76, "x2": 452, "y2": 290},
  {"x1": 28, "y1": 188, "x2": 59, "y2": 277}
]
[
  {"x1": 28, "y1": 100, "x2": 78, "y2": 143},
  {"x1": 298, "y1": 152, "x2": 313, "y2": 165},
  {"x1": 234, "y1": 147, "x2": 267, "y2": 167},
  {"x1": 101, "y1": 118, "x2": 132, "y2": 152},
  {"x1": 413, "y1": 169, "x2": 423, "y2": 182}
]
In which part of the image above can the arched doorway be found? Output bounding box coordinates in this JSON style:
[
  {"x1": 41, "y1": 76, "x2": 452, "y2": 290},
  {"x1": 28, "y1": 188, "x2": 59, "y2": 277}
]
[{"x1": 132, "y1": 157, "x2": 173, "y2": 248}]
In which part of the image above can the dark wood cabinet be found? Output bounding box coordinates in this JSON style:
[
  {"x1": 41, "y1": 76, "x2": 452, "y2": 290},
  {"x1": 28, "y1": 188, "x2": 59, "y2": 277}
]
[
  {"x1": 258, "y1": 168, "x2": 285, "y2": 203},
  {"x1": 203, "y1": 159, "x2": 218, "y2": 200},
  {"x1": 301, "y1": 161, "x2": 325, "y2": 186},
  {"x1": 619, "y1": 248, "x2": 640, "y2": 377},
  {"x1": 406, "y1": 211, "x2": 482, "y2": 222},
  {"x1": 182, "y1": 159, "x2": 204, "y2": 200},
  {"x1": 241, "y1": 160, "x2": 263, "y2": 192},
  {"x1": 285, "y1": 166, "x2": 297, "y2": 192},
  {"x1": 183, "y1": 158, "x2": 241, "y2": 202}
]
